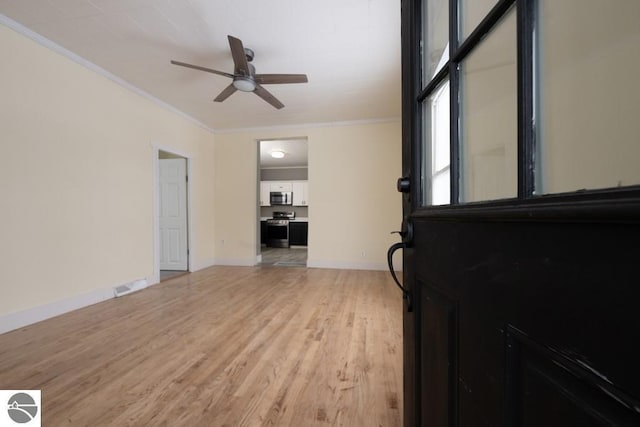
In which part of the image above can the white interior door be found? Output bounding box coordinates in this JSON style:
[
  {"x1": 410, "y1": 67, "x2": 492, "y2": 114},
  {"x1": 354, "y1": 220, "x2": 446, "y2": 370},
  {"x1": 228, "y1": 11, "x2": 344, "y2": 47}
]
[{"x1": 159, "y1": 158, "x2": 188, "y2": 270}]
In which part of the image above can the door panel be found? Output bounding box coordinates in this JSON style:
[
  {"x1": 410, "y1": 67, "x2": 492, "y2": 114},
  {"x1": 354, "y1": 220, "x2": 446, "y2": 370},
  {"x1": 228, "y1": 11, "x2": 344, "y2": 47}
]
[
  {"x1": 407, "y1": 216, "x2": 640, "y2": 425},
  {"x1": 418, "y1": 280, "x2": 458, "y2": 426},
  {"x1": 506, "y1": 326, "x2": 640, "y2": 427},
  {"x1": 159, "y1": 158, "x2": 188, "y2": 271}
]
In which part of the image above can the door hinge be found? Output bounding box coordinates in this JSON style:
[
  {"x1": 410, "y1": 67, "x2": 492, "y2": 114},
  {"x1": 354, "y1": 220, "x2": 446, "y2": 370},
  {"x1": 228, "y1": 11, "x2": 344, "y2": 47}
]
[{"x1": 186, "y1": 175, "x2": 189, "y2": 182}]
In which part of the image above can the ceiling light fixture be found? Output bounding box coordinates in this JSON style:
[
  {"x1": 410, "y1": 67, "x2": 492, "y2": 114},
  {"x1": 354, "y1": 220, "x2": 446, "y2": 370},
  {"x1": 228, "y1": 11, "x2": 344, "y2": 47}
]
[
  {"x1": 232, "y1": 77, "x2": 256, "y2": 92},
  {"x1": 271, "y1": 150, "x2": 285, "y2": 159}
]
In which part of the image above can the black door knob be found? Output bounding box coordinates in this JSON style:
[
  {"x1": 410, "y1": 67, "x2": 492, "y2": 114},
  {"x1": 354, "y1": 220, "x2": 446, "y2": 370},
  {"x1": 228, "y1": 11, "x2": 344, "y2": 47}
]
[{"x1": 397, "y1": 176, "x2": 410, "y2": 193}]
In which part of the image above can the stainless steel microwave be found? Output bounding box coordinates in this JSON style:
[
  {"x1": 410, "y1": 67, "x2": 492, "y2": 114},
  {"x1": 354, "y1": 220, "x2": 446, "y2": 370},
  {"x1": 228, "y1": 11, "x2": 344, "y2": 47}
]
[{"x1": 270, "y1": 191, "x2": 293, "y2": 205}]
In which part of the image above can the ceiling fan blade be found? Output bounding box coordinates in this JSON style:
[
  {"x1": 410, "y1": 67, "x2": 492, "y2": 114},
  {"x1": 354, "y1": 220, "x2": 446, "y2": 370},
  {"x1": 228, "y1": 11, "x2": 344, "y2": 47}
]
[
  {"x1": 170, "y1": 60, "x2": 234, "y2": 78},
  {"x1": 255, "y1": 74, "x2": 308, "y2": 85},
  {"x1": 214, "y1": 84, "x2": 237, "y2": 102},
  {"x1": 253, "y1": 84, "x2": 285, "y2": 109},
  {"x1": 227, "y1": 35, "x2": 251, "y2": 76}
]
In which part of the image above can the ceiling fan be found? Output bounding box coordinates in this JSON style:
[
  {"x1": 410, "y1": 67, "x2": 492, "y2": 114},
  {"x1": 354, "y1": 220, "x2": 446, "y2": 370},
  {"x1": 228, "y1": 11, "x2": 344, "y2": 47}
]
[{"x1": 171, "y1": 35, "x2": 308, "y2": 109}]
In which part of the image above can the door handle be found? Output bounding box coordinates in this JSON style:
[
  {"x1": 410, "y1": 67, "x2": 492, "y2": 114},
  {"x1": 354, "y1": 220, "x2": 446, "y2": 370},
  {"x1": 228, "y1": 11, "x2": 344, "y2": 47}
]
[{"x1": 387, "y1": 219, "x2": 413, "y2": 312}]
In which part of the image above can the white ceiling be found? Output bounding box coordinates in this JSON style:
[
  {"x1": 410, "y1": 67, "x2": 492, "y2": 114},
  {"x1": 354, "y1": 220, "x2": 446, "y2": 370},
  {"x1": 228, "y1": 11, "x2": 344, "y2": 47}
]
[
  {"x1": 260, "y1": 138, "x2": 307, "y2": 168},
  {"x1": 0, "y1": 0, "x2": 401, "y2": 131}
]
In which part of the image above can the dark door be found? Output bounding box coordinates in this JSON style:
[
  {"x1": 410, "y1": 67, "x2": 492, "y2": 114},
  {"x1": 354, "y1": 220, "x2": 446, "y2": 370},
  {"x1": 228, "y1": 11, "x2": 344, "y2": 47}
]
[{"x1": 398, "y1": 0, "x2": 640, "y2": 425}]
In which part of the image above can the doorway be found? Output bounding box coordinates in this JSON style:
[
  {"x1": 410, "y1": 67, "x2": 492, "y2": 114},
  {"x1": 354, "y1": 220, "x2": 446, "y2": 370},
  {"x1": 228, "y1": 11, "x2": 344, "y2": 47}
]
[
  {"x1": 157, "y1": 149, "x2": 189, "y2": 281},
  {"x1": 257, "y1": 138, "x2": 309, "y2": 267}
]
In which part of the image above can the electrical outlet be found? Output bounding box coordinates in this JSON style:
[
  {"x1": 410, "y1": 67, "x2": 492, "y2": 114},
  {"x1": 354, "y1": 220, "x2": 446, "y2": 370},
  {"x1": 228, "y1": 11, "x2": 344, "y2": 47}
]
[
  {"x1": 221, "y1": 239, "x2": 225, "y2": 246},
  {"x1": 361, "y1": 251, "x2": 366, "y2": 257}
]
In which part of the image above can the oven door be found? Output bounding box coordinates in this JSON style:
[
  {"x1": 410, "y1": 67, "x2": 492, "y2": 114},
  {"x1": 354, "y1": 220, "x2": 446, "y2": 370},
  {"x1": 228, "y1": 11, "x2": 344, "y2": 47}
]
[{"x1": 266, "y1": 220, "x2": 289, "y2": 248}]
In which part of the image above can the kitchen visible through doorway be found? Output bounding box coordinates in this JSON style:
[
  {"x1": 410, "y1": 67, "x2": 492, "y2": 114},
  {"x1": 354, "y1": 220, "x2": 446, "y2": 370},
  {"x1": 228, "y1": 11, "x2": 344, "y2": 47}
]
[{"x1": 258, "y1": 137, "x2": 309, "y2": 267}]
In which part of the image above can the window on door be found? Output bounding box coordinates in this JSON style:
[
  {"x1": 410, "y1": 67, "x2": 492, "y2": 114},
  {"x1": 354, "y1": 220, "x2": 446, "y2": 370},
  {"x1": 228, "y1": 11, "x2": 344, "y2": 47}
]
[
  {"x1": 423, "y1": 79, "x2": 450, "y2": 205},
  {"x1": 536, "y1": 0, "x2": 640, "y2": 194},
  {"x1": 418, "y1": 0, "x2": 640, "y2": 207}
]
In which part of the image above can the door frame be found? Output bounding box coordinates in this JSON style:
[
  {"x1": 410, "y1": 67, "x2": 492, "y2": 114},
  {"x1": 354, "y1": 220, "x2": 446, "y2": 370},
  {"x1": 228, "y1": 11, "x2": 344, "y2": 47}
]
[
  {"x1": 152, "y1": 144, "x2": 193, "y2": 284},
  {"x1": 256, "y1": 136, "x2": 310, "y2": 264}
]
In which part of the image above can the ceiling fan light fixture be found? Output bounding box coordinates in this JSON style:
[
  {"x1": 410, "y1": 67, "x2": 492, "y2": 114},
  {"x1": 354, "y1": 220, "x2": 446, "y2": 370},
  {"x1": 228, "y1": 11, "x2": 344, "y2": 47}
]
[
  {"x1": 233, "y1": 77, "x2": 256, "y2": 92},
  {"x1": 271, "y1": 150, "x2": 285, "y2": 159}
]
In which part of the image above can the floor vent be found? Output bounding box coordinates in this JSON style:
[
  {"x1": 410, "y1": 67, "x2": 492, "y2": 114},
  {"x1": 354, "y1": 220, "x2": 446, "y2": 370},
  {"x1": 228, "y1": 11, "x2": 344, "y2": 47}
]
[{"x1": 113, "y1": 279, "x2": 148, "y2": 297}]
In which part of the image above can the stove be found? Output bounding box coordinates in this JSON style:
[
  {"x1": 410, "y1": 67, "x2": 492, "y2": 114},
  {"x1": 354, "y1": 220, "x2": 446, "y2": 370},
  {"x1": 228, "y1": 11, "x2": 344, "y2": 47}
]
[{"x1": 266, "y1": 211, "x2": 295, "y2": 248}]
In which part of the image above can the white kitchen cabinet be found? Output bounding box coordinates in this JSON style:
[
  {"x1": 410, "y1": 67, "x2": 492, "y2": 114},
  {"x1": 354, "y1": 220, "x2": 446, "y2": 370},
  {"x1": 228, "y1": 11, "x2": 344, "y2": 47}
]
[
  {"x1": 270, "y1": 181, "x2": 293, "y2": 192},
  {"x1": 292, "y1": 181, "x2": 309, "y2": 206},
  {"x1": 261, "y1": 180, "x2": 308, "y2": 206},
  {"x1": 259, "y1": 181, "x2": 271, "y2": 206}
]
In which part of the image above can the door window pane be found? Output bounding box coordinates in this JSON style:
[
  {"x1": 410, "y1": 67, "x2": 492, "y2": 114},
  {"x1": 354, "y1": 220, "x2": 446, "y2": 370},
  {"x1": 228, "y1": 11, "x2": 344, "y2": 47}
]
[
  {"x1": 460, "y1": 7, "x2": 517, "y2": 202},
  {"x1": 537, "y1": 0, "x2": 640, "y2": 194},
  {"x1": 422, "y1": 80, "x2": 450, "y2": 206},
  {"x1": 459, "y1": 0, "x2": 499, "y2": 41},
  {"x1": 423, "y1": 0, "x2": 449, "y2": 81}
]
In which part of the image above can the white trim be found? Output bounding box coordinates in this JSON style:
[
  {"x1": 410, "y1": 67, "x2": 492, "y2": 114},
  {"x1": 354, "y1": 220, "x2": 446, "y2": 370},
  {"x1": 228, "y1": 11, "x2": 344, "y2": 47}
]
[
  {"x1": 113, "y1": 279, "x2": 148, "y2": 298},
  {"x1": 214, "y1": 117, "x2": 402, "y2": 135},
  {"x1": 213, "y1": 258, "x2": 259, "y2": 267},
  {"x1": 307, "y1": 259, "x2": 402, "y2": 272},
  {"x1": 191, "y1": 257, "x2": 216, "y2": 272},
  {"x1": 0, "y1": 14, "x2": 213, "y2": 134},
  {"x1": 0, "y1": 287, "x2": 114, "y2": 335},
  {"x1": 152, "y1": 149, "x2": 161, "y2": 285},
  {"x1": 0, "y1": 14, "x2": 400, "y2": 135},
  {"x1": 153, "y1": 145, "x2": 195, "y2": 283},
  {"x1": 261, "y1": 166, "x2": 308, "y2": 170},
  {"x1": 146, "y1": 275, "x2": 161, "y2": 287}
]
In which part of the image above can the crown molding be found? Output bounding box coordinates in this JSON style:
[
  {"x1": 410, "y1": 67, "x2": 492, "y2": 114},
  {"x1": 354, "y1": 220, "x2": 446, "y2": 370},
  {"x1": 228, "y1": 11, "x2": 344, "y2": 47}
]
[
  {"x1": 1, "y1": 14, "x2": 400, "y2": 135},
  {"x1": 213, "y1": 117, "x2": 402, "y2": 135},
  {"x1": 0, "y1": 14, "x2": 214, "y2": 134}
]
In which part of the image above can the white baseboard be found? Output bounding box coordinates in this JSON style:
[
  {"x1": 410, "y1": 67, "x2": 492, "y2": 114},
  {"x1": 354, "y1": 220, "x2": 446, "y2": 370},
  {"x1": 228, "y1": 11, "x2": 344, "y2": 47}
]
[
  {"x1": 113, "y1": 279, "x2": 148, "y2": 298},
  {"x1": 307, "y1": 259, "x2": 402, "y2": 271},
  {"x1": 0, "y1": 275, "x2": 159, "y2": 335},
  {"x1": 213, "y1": 258, "x2": 258, "y2": 267},
  {"x1": 191, "y1": 257, "x2": 216, "y2": 271},
  {"x1": 147, "y1": 274, "x2": 160, "y2": 287},
  {"x1": 0, "y1": 287, "x2": 114, "y2": 335}
]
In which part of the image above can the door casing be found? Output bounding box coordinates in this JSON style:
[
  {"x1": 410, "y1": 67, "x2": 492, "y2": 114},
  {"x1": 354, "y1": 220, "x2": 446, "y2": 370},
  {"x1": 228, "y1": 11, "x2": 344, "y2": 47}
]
[{"x1": 153, "y1": 145, "x2": 193, "y2": 283}]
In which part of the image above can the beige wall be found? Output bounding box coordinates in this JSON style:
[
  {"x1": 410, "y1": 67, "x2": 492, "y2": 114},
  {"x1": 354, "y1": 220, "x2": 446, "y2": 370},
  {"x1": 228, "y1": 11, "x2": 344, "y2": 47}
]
[
  {"x1": 0, "y1": 24, "x2": 216, "y2": 321},
  {"x1": 214, "y1": 121, "x2": 402, "y2": 270},
  {"x1": 0, "y1": 20, "x2": 402, "y2": 329}
]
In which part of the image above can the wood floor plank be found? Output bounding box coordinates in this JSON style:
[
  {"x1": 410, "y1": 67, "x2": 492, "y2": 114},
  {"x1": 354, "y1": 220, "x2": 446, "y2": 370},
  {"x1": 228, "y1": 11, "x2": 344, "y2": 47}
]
[{"x1": 0, "y1": 266, "x2": 402, "y2": 426}]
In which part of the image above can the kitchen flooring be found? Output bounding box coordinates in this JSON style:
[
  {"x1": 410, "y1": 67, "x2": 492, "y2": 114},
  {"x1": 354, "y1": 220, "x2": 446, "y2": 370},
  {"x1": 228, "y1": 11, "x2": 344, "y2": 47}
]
[{"x1": 260, "y1": 246, "x2": 307, "y2": 267}]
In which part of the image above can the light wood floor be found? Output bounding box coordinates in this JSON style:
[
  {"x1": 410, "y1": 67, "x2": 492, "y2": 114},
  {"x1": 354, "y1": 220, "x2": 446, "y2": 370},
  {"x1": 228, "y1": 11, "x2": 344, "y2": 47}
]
[
  {"x1": 160, "y1": 270, "x2": 189, "y2": 281},
  {"x1": 0, "y1": 266, "x2": 402, "y2": 426}
]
